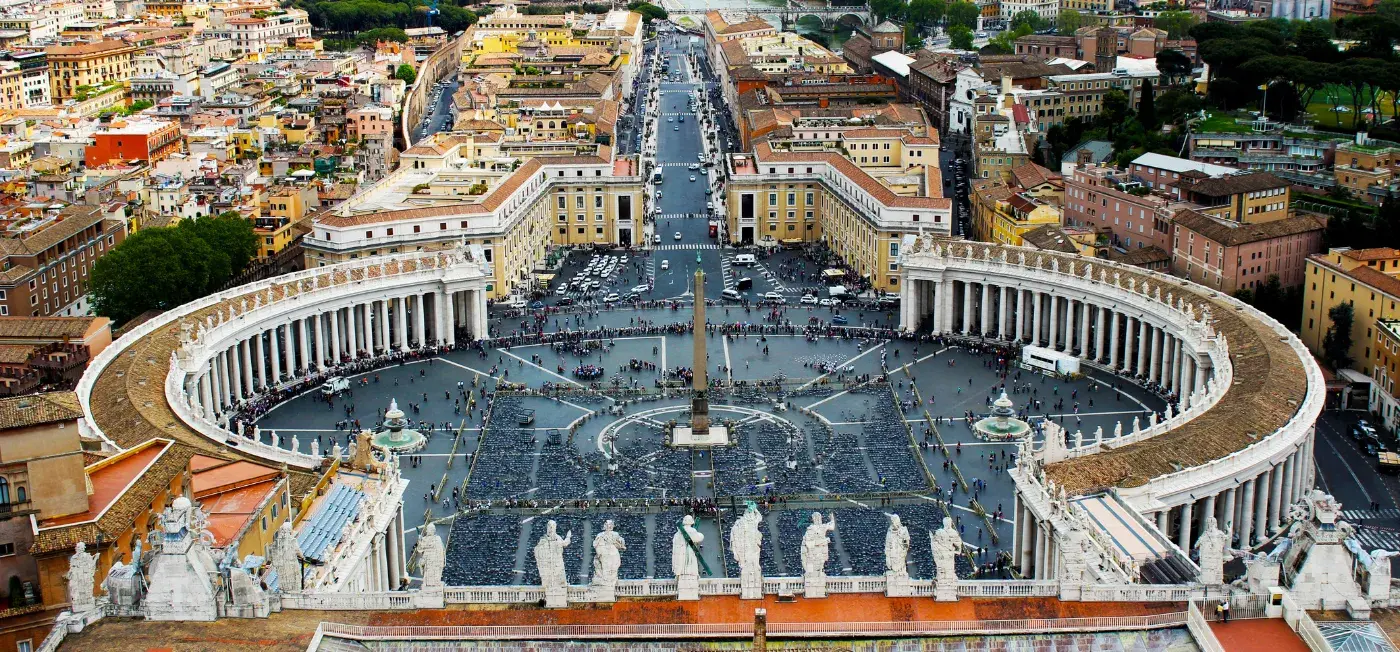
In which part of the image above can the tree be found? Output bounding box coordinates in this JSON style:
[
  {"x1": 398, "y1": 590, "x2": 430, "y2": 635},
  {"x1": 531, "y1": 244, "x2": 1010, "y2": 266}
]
[
  {"x1": 948, "y1": 24, "x2": 975, "y2": 50},
  {"x1": 626, "y1": 1, "x2": 667, "y2": 22},
  {"x1": 1010, "y1": 10, "x2": 1045, "y2": 32},
  {"x1": 1056, "y1": 9, "x2": 1085, "y2": 35},
  {"x1": 91, "y1": 227, "x2": 215, "y2": 324},
  {"x1": 946, "y1": 1, "x2": 979, "y2": 30},
  {"x1": 907, "y1": 0, "x2": 944, "y2": 28},
  {"x1": 1138, "y1": 78, "x2": 1157, "y2": 128},
  {"x1": 181, "y1": 215, "x2": 258, "y2": 291},
  {"x1": 1322, "y1": 302, "x2": 1356, "y2": 370},
  {"x1": 904, "y1": 22, "x2": 925, "y2": 51},
  {"x1": 1155, "y1": 11, "x2": 1199, "y2": 40},
  {"x1": 358, "y1": 27, "x2": 407, "y2": 44},
  {"x1": 1155, "y1": 49, "x2": 1193, "y2": 85},
  {"x1": 395, "y1": 64, "x2": 416, "y2": 86},
  {"x1": 1098, "y1": 89, "x2": 1131, "y2": 138},
  {"x1": 1156, "y1": 89, "x2": 1202, "y2": 125}
]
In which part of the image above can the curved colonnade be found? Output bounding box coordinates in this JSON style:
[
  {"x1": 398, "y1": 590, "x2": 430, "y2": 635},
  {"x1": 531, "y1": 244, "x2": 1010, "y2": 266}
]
[
  {"x1": 75, "y1": 247, "x2": 491, "y2": 471},
  {"x1": 74, "y1": 236, "x2": 1321, "y2": 586},
  {"x1": 898, "y1": 239, "x2": 1323, "y2": 572}
]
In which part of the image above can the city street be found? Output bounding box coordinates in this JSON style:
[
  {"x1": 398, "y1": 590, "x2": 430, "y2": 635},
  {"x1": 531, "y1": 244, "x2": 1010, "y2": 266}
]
[
  {"x1": 1314, "y1": 411, "x2": 1400, "y2": 552},
  {"x1": 414, "y1": 78, "x2": 459, "y2": 142}
]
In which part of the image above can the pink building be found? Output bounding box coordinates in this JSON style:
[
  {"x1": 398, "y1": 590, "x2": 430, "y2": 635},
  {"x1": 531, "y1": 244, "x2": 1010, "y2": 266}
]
[
  {"x1": 1127, "y1": 152, "x2": 1237, "y2": 191},
  {"x1": 1171, "y1": 209, "x2": 1326, "y2": 292},
  {"x1": 347, "y1": 105, "x2": 393, "y2": 139},
  {"x1": 1063, "y1": 163, "x2": 1181, "y2": 252}
]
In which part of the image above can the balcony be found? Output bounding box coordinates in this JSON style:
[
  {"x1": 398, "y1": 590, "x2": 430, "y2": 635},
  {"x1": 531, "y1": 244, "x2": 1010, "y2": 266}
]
[{"x1": 29, "y1": 347, "x2": 89, "y2": 372}]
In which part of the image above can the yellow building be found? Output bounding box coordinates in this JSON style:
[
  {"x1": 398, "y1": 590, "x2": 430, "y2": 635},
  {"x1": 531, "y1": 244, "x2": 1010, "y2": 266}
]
[
  {"x1": 45, "y1": 40, "x2": 136, "y2": 102},
  {"x1": 257, "y1": 184, "x2": 316, "y2": 258},
  {"x1": 971, "y1": 181, "x2": 1062, "y2": 247},
  {"x1": 1334, "y1": 140, "x2": 1398, "y2": 197},
  {"x1": 191, "y1": 454, "x2": 293, "y2": 562},
  {"x1": 1301, "y1": 247, "x2": 1400, "y2": 381},
  {"x1": 724, "y1": 134, "x2": 953, "y2": 292}
]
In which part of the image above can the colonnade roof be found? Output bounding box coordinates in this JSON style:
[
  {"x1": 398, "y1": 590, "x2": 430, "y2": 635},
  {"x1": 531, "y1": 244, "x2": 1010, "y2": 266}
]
[{"x1": 905, "y1": 240, "x2": 1310, "y2": 495}]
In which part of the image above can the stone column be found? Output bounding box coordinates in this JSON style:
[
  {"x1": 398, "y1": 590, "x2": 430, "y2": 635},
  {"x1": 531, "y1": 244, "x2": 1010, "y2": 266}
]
[
  {"x1": 297, "y1": 319, "x2": 309, "y2": 372},
  {"x1": 1048, "y1": 295, "x2": 1059, "y2": 350},
  {"x1": 1032, "y1": 292, "x2": 1043, "y2": 346},
  {"x1": 331, "y1": 309, "x2": 344, "y2": 363},
  {"x1": 1178, "y1": 502, "x2": 1193, "y2": 550},
  {"x1": 475, "y1": 290, "x2": 489, "y2": 341},
  {"x1": 1020, "y1": 507, "x2": 1035, "y2": 575},
  {"x1": 1137, "y1": 320, "x2": 1150, "y2": 376},
  {"x1": 1281, "y1": 454, "x2": 1296, "y2": 517},
  {"x1": 1219, "y1": 488, "x2": 1235, "y2": 539},
  {"x1": 1034, "y1": 525, "x2": 1047, "y2": 579},
  {"x1": 214, "y1": 353, "x2": 229, "y2": 409},
  {"x1": 1016, "y1": 288, "x2": 1026, "y2": 341},
  {"x1": 999, "y1": 285, "x2": 1010, "y2": 339},
  {"x1": 1268, "y1": 462, "x2": 1285, "y2": 533},
  {"x1": 413, "y1": 294, "x2": 426, "y2": 347},
  {"x1": 1156, "y1": 510, "x2": 1169, "y2": 536},
  {"x1": 395, "y1": 297, "x2": 408, "y2": 350},
  {"x1": 1078, "y1": 301, "x2": 1090, "y2": 356},
  {"x1": 1290, "y1": 447, "x2": 1305, "y2": 504},
  {"x1": 311, "y1": 313, "x2": 325, "y2": 367},
  {"x1": 1094, "y1": 306, "x2": 1106, "y2": 362},
  {"x1": 1148, "y1": 327, "x2": 1161, "y2": 384},
  {"x1": 962, "y1": 281, "x2": 972, "y2": 334},
  {"x1": 445, "y1": 291, "x2": 457, "y2": 346},
  {"x1": 1201, "y1": 494, "x2": 1217, "y2": 536},
  {"x1": 344, "y1": 307, "x2": 355, "y2": 357},
  {"x1": 283, "y1": 323, "x2": 296, "y2": 378},
  {"x1": 239, "y1": 338, "x2": 254, "y2": 395},
  {"x1": 1013, "y1": 503, "x2": 1026, "y2": 569},
  {"x1": 980, "y1": 283, "x2": 990, "y2": 336},
  {"x1": 200, "y1": 370, "x2": 215, "y2": 419},
  {"x1": 378, "y1": 300, "x2": 390, "y2": 352},
  {"x1": 387, "y1": 520, "x2": 401, "y2": 590},
  {"x1": 270, "y1": 326, "x2": 282, "y2": 385},
  {"x1": 1064, "y1": 300, "x2": 1076, "y2": 352},
  {"x1": 1109, "y1": 311, "x2": 1120, "y2": 369},
  {"x1": 249, "y1": 331, "x2": 263, "y2": 390},
  {"x1": 1253, "y1": 469, "x2": 1270, "y2": 544},
  {"x1": 1238, "y1": 479, "x2": 1255, "y2": 545}
]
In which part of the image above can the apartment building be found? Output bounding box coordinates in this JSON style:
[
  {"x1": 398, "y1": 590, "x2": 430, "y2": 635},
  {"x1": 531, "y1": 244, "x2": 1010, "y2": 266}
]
[
  {"x1": 971, "y1": 181, "x2": 1061, "y2": 247},
  {"x1": 1170, "y1": 208, "x2": 1324, "y2": 293},
  {"x1": 1371, "y1": 318, "x2": 1400, "y2": 431},
  {"x1": 85, "y1": 117, "x2": 183, "y2": 167},
  {"x1": 1334, "y1": 135, "x2": 1399, "y2": 200},
  {"x1": 1301, "y1": 248, "x2": 1400, "y2": 380},
  {"x1": 0, "y1": 203, "x2": 126, "y2": 318},
  {"x1": 45, "y1": 39, "x2": 136, "y2": 102}
]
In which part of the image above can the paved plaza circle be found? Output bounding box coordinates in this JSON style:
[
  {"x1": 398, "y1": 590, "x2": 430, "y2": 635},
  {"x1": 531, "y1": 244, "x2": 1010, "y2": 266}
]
[{"x1": 248, "y1": 305, "x2": 1168, "y2": 586}]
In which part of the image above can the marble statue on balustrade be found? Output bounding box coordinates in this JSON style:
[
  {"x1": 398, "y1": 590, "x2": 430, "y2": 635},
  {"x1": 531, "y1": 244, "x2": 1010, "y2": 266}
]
[
  {"x1": 351, "y1": 429, "x2": 380, "y2": 472},
  {"x1": 931, "y1": 516, "x2": 962, "y2": 602},
  {"x1": 1195, "y1": 516, "x2": 1229, "y2": 586},
  {"x1": 144, "y1": 497, "x2": 218, "y2": 621},
  {"x1": 589, "y1": 520, "x2": 625, "y2": 602},
  {"x1": 534, "y1": 520, "x2": 572, "y2": 608},
  {"x1": 269, "y1": 522, "x2": 303, "y2": 593},
  {"x1": 65, "y1": 541, "x2": 97, "y2": 613},
  {"x1": 801, "y1": 512, "x2": 836, "y2": 598},
  {"x1": 884, "y1": 513, "x2": 911, "y2": 597},
  {"x1": 228, "y1": 563, "x2": 268, "y2": 616},
  {"x1": 672, "y1": 515, "x2": 704, "y2": 601},
  {"x1": 103, "y1": 560, "x2": 142, "y2": 612},
  {"x1": 416, "y1": 522, "x2": 446, "y2": 590},
  {"x1": 730, "y1": 502, "x2": 763, "y2": 600}
]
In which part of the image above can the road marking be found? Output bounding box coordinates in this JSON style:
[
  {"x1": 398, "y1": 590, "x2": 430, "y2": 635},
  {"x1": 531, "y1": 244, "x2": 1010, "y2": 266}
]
[
  {"x1": 800, "y1": 342, "x2": 886, "y2": 390},
  {"x1": 1321, "y1": 434, "x2": 1374, "y2": 504}
]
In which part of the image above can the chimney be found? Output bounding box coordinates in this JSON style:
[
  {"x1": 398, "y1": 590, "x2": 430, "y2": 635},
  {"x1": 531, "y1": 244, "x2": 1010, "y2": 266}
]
[
  {"x1": 754, "y1": 609, "x2": 767, "y2": 652},
  {"x1": 1357, "y1": 131, "x2": 1369, "y2": 146},
  {"x1": 1001, "y1": 74, "x2": 1012, "y2": 98}
]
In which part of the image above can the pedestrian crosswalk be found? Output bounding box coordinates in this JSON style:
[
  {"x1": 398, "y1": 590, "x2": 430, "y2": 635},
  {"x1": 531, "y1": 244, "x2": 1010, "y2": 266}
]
[
  {"x1": 751, "y1": 260, "x2": 788, "y2": 293},
  {"x1": 1352, "y1": 525, "x2": 1400, "y2": 552},
  {"x1": 655, "y1": 212, "x2": 708, "y2": 219},
  {"x1": 657, "y1": 162, "x2": 704, "y2": 168},
  {"x1": 653, "y1": 244, "x2": 722, "y2": 251},
  {"x1": 1343, "y1": 509, "x2": 1400, "y2": 519}
]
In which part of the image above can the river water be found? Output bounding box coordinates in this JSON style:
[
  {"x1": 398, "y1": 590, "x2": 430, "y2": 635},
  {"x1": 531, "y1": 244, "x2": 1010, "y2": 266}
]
[{"x1": 672, "y1": 0, "x2": 854, "y2": 52}]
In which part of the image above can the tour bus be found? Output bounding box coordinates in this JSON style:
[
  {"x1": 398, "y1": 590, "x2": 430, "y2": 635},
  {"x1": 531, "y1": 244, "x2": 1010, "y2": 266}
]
[{"x1": 1021, "y1": 345, "x2": 1081, "y2": 376}]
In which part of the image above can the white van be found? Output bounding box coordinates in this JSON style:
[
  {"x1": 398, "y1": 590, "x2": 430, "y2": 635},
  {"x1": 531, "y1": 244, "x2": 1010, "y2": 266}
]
[{"x1": 733, "y1": 253, "x2": 756, "y2": 266}]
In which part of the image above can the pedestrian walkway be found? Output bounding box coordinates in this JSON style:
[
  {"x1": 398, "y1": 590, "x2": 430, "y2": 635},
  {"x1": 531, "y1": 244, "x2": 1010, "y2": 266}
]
[
  {"x1": 1342, "y1": 509, "x2": 1400, "y2": 519},
  {"x1": 1352, "y1": 525, "x2": 1400, "y2": 551},
  {"x1": 655, "y1": 212, "x2": 707, "y2": 219},
  {"x1": 654, "y1": 244, "x2": 723, "y2": 251}
]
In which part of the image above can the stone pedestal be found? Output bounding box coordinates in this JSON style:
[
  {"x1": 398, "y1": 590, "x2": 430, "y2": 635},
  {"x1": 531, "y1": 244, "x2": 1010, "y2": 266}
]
[
  {"x1": 804, "y1": 572, "x2": 826, "y2": 598},
  {"x1": 740, "y1": 574, "x2": 762, "y2": 600},
  {"x1": 543, "y1": 586, "x2": 567, "y2": 609},
  {"x1": 677, "y1": 574, "x2": 700, "y2": 601},
  {"x1": 885, "y1": 571, "x2": 911, "y2": 597},
  {"x1": 588, "y1": 584, "x2": 616, "y2": 603},
  {"x1": 934, "y1": 575, "x2": 957, "y2": 602}
]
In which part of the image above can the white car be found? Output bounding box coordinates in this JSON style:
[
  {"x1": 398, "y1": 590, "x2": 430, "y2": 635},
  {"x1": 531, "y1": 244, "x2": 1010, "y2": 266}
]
[
  {"x1": 762, "y1": 292, "x2": 784, "y2": 303},
  {"x1": 660, "y1": 259, "x2": 670, "y2": 270},
  {"x1": 603, "y1": 293, "x2": 621, "y2": 303},
  {"x1": 819, "y1": 298, "x2": 836, "y2": 307},
  {"x1": 556, "y1": 287, "x2": 568, "y2": 296},
  {"x1": 800, "y1": 294, "x2": 818, "y2": 305},
  {"x1": 674, "y1": 232, "x2": 683, "y2": 240},
  {"x1": 631, "y1": 285, "x2": 649, "y2": 294},
  {"x1": 689, "y1": 176, "x2": 696, "y2": 182}
]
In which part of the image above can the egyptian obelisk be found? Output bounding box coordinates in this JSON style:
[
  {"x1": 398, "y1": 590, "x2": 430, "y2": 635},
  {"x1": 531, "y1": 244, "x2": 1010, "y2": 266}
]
[{"x1": 691, "y1": 268, "x2": 710, "y2": 434}]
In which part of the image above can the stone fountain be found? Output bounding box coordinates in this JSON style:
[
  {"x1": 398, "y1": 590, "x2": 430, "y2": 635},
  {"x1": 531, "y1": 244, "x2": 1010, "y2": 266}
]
[
  {"x1": 972, "y1": 391, "x2": 1031, "y2": 442},
  {"x1": 371, "y1": 399, "x2": 427, "y2": 453}
]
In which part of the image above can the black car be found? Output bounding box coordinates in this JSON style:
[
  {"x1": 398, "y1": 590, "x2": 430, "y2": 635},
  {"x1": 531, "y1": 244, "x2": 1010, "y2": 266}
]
[{"x1": 557, "y1": 297, "x2": 575, "y2": 306}]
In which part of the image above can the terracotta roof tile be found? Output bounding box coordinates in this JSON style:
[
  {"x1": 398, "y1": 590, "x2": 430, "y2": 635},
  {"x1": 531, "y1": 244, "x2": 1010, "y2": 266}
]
[
  {"x1": 1173, "y1": 210, "x2": 1324, "y2": 247},
  {"x1": 0, "y1": 391, "x2": 81, "y2": 429}
]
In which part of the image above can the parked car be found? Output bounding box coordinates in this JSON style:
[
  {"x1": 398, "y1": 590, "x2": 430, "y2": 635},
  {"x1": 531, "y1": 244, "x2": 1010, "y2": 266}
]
[
  {"x1": 603, "y1": 293, "x2": 621, "y2": 303},
  {"x1": 762, "y1": 292, "x2": 784, "y2": 303},
  {"x1": 800, "y1": 294, "x2": 818, "y2": 304}
]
